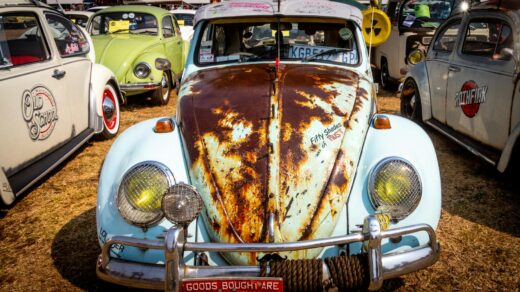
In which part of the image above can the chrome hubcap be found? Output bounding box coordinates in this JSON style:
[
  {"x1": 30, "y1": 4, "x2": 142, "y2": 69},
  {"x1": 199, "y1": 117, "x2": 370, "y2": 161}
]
[{"x1": 103, "y1": 96, "x2": 115, "y2": 120}]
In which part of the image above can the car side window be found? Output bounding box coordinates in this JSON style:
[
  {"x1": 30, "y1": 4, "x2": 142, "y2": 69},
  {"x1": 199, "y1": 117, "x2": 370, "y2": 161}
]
[
  {"x1": 0, "y1": 12, "x2": 49, "y2": 68},
  {"x1": 45, "y1": 13, "x2": 89, "y2": 57},
  {"x1": 462, "y1": 19, "x2": 513, "y2": 61},
  {"x1": 432, "y1": 21, "x2": 461, "y2": 52},
  {"x1": 162, "y1": 16, "x2": 174, "y2": 38}
]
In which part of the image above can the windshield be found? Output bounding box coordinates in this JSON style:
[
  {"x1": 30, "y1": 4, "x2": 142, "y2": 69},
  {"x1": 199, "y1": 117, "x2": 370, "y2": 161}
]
[
  {"x1": 197, "y1": 18, "x2": 359, "y2": 66},
  {"x1": 400, "y1": 0, "x2": 452, "y2": 29},
  {"x1": 90, "y1": 12, "x2": 158, "y2": 36},
  {"x1": 173, "y1": 13, "x2": 194, "y2": 26}
]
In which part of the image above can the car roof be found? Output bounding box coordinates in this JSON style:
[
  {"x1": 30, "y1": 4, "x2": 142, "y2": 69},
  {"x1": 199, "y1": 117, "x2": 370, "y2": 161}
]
[
  {"x1": 93, "y1": 5, "x2": 170, "y2": 17},
  {"x1": 0, "y1": 0, "x2": 52, "y2": 9},
  {"x1": 64, "y1": 11, "x2": 94, "y2": 16},
  {"x1": 171, "y1": 9, "x2": 196, "y2": 15},
  {"x1": 193, "y1": 0, "x2": 363, "y2": 27}
]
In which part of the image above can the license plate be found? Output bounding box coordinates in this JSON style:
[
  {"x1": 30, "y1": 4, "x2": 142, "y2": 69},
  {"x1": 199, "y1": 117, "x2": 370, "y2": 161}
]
[{"x1": 181, "y1": 277, "x2": 283, "y2": 292}]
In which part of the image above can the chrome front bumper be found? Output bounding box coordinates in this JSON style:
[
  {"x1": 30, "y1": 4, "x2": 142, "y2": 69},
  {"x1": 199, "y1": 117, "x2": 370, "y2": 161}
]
[
  {"x1": 96, "y1": 216, "x2": 440, "y2": 291},
  {"x1": 119, "y1": 82, "x2": 160, "y2": 92}
]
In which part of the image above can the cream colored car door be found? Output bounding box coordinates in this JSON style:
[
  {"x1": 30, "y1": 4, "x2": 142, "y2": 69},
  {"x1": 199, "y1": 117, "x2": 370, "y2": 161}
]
[
  {"x1": 445, "y1": 17, "x2": 515, "y2": 151},
  {"x1": 44, "y1": 12, "x2": 91, "y2": 134},
  {"x1": 0, "y1": 10, "x2": 71, "y2": 186}
]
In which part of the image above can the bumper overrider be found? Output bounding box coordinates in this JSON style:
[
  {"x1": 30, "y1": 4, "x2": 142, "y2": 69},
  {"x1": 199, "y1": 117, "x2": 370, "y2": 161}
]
[{"x1": 96, "y1": 216, "x2": 440, "y2": 291}]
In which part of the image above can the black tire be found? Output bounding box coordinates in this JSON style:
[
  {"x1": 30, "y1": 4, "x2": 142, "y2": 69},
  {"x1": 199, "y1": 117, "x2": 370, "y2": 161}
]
[
  {"x1": 400, "y1": 78, "x2": 422, "y2": 122},
  {"x1": 100, "y1": 83, "x2": 120, "y2": 139},
  {"x1": 380, "y1": 58, "x2": 395, "y2": 91},
  {"x1": 152, "y1": 71, "x2": 171, "y2": 106}
]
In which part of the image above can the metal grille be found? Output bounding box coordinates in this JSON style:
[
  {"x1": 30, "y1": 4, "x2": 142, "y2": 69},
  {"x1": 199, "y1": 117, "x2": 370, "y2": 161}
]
[
  {"x1": 369, "y1": 158, "x2": 422, "y2": 220},
  {"x1": 162, "y1": 183, "x2": 203, "y2": 225},
  {"x1": 117, "y1": 162, "x2": 173, "y2": 227}
]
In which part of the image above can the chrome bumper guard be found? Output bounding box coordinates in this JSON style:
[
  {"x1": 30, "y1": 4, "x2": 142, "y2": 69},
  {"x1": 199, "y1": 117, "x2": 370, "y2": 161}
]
[
  {"x1": 96, "y1": 216, "x2": 440, "y2": 291},
  {"x1": 119, "y1": 82, "x2": 160, "y2": 92}
]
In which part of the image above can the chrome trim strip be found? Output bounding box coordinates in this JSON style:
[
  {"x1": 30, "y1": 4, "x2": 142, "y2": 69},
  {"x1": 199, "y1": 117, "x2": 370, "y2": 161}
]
[
  {"x1": 97, "y1": 216, "x2": 439, "y2": 291},
  {"x1": 425, "y1": 120, "x2": 496, "y2": 165},
  {"x1": 119, "y1": 82, "x2": 160, "y2": 91}
]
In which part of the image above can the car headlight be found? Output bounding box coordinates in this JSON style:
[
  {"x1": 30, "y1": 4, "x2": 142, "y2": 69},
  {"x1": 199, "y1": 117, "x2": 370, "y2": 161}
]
[
  {"x1": 368, "y1": 157, "x2": 421, "y2": 220},
  {"x1": 117, "y1": 162, "x2": 175, "y2": 227},
  {"x1": 134, "y1": 62, "x2": 151, "y2": 79},
  {"x1": 162, "y1": 183, "x2": 203, "y2": 226},
  {"x1": 407, "y1": 49, "x2": 424, "y2": 65}
]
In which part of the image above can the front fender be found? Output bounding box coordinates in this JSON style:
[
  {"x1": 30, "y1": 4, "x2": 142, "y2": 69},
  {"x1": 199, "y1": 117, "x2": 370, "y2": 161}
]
[
  {"x1": 348, "y1": 115, "x2": 441, "y2": 254},
  {"x1": 97, "y1": 117, "x2": 191, "y2": 263},
  {"x1": 124, "y1": 52, "x2": 169, "y2": 84},
  {"x1": 406, "y1": 61, "x2": 432, "y2": 121},
  {"x1": 89, "y1": 63, "x2": 124, "y2": 133}
]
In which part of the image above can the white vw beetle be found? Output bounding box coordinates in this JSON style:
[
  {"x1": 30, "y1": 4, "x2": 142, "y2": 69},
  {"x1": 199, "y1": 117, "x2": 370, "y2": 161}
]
[
  {"x1": 96, "y1": 1, "x2": 441, "y2": 291},
  {"x1": 401, "y1": 0, "x2": 520, "y2": 172},
  {"x1": 0, "y1": 0, "x2": 123, "y2": 205}
]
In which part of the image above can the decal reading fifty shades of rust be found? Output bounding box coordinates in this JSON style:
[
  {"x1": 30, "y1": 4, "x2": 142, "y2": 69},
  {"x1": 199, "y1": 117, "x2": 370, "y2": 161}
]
[
  {"x1": 21, "y1": 86, "x2": 59, "y2": 141},
  {"x1": 178, "y1": 63, "x2": 372, "y2": 265},
  {"x1": 455, "y1": 80, "x2": 487, "y2": 118}
]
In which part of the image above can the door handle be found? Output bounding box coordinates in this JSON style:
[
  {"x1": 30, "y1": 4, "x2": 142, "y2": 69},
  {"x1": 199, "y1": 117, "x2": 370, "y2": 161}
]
[
  {"x1": 177, "y1": 41, "x2": 181, "y2": 45},
  {"x1": 52, "y1": 69, "x2": 66, "y2": 80},
  {"x1": 448, "y1": 66, "x2": 461, "y2": 73}
]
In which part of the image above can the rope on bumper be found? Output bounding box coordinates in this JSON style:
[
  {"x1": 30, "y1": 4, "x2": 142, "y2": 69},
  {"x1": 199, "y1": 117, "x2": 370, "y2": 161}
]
[
  {"x1": 260, "y1": 254, "x2": 368, "y2": 291},
  {"x1": 325, "y1": 254, "x2": 369, "y2": 290},
  {"x1": 268, "y1": 258, "x2": 323, "y2": 292}
]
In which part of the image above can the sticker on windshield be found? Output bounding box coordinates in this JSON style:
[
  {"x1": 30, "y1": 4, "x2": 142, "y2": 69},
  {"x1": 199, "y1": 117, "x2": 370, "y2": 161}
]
[
  {"x1": 339, "y1": 28, "x2": 353, "y2": 40},
  {"x1": 21, "y1": 86, "x2": 59, "y2": 141},
  {"x1": 128, "y1": 13, "x2": 135, "y2": 19},
  {"x1": 287, "y1": 45, "x2": 357, "y2": 64},
  {"x1": 200, "y1": 53, "x2": 214, "y2": 63},
  {"x1": 455, "y1": 80, "x2": 487, "y2": 118},
  {"x1": 402, "y1": 15, "x2": 416, "y2": 27},
  {"x1": 109, "y1": 20, "x2": 130, "y2": 33},
  {"x1": 122, "y1": 13, "x2": 128, "y2": 19}
]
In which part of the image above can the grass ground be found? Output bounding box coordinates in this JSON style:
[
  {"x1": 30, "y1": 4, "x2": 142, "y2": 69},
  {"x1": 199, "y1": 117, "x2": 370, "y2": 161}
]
[{"x1": 0, "y1": 90, "x2": 518, "y2": 291}]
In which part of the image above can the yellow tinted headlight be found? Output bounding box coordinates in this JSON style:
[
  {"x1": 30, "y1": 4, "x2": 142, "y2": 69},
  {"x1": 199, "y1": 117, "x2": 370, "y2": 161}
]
[
  {"x1": 368, "y1": 157, "x2": 421, "y2": 220},
  {"x1": 408, "y1": 50, "x2": 424, "y2": 65},
  {"x1": 117, "y1": 162, "x2": 175, "y2": 227}
]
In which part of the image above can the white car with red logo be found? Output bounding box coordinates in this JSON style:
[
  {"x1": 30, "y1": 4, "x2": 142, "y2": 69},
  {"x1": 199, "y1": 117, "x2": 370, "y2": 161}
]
[
  {"x1": 0, "y1": 0, "x2": 123, "y2": 205},
  {"x1": 400, "y1": 0, "x2": 520, "y2": 172}
]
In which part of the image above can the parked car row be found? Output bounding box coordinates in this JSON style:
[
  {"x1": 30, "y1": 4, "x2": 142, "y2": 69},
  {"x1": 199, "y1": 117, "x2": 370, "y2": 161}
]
[{"x1": 0, "y1": 1, "x2": 188, "y2": 206}]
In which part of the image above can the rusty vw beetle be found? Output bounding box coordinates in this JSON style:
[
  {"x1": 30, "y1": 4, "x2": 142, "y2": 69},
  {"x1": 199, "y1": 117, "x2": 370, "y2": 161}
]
[{"x1": 96, "y1": 1, "x2": 441, "y2": 291}]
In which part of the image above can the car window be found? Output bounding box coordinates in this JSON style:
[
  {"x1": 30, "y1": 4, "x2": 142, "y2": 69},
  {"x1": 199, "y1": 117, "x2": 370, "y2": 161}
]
[
  {"x1": 432, "y1": 21, "x2": 461, "y2": 52},
  {"x1": 162, "y1": 16, "x2": 174, "y2": 38},
  {"x1": 462, "y1": 19, "x2": 513, "y2": 61},
  {"x1": 45, "y1": 14, "x2": 89, "y2": 58},
  {"x1": 197, "y1": 19, "x2": 359, "y2": 66},
  {"x1": 173, "y1": 13, "x2": 194, "y2": 26},
  {"x1": 66, "y1": 14, "x2": 89, "y2": 28},
  {"x1": 0, "y1": 12, "x2": 49, "y2": 68},
  {"x1": 90, "y1": 12, "x2": 158, "y2": 36}
]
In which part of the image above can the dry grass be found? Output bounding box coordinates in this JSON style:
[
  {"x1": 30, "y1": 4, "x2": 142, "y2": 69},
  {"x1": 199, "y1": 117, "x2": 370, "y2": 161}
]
[{"x1": 1, "y1": 90, "x2": 519, "y2": 291}]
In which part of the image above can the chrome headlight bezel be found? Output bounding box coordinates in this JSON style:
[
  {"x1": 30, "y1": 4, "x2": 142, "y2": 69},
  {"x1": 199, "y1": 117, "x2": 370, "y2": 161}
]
[
  {"x1": 116, "y1": 161, "x2": 175, "y2": 228},
  {"x1": 368, "y1": 157, "x2": 422, "y2": 221},
  {"x1": 133, "y1": 62, "x2": 151, "y2": 79}
]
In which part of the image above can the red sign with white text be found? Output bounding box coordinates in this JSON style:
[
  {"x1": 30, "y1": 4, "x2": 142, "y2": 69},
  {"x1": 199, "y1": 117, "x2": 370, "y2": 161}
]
[{"x1": 181, "y1": 278, "x2": 283, "y2": 292}]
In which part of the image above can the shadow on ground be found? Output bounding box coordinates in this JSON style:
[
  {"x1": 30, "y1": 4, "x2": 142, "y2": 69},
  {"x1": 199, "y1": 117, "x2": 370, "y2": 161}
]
[
  {"x1": 51, "y1": 207, "x2": 126, "y2": 291},
  {"x1": 425, "y1": 128, "x2": 520, "y2": 237}
]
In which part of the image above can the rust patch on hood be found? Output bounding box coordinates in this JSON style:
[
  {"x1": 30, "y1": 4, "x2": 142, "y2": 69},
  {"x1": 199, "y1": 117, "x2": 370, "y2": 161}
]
[{"x1": 178, "y1": 64, "x2": 372, "y2": 265}]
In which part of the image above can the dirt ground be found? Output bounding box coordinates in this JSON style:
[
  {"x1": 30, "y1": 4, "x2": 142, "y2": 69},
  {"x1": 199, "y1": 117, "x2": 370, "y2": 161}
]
[{"x1": 0, "y1": 90, "x2": 519, "y2": 291}]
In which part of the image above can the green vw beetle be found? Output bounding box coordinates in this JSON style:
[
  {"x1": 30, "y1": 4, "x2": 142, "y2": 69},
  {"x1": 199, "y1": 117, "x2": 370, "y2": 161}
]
[{"x1": 88, "y1": 6, "x2": 185, "y2": 105}]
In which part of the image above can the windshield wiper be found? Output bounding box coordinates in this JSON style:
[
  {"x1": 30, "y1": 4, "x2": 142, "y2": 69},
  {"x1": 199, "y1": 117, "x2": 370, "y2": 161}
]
[
  {"x1": 303, "y1": 48, "x2": 351, "y2": 62},
  {"x1": 134, "y1": 30, "x2": 157, "y2": 35}
]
